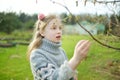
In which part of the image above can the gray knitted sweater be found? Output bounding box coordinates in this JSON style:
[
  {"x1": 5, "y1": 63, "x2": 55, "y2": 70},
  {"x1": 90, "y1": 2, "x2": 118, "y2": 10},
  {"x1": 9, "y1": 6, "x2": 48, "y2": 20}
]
[{"x1": 30, "y1": 38, "x2": 76, "y2": 80}]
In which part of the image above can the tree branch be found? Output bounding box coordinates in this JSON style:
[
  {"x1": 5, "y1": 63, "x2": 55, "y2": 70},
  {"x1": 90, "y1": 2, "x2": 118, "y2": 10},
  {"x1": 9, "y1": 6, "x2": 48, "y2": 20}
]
[
  {"x1": 96, "y1": 0, "x2": 120, "y2": 4},
  {"x1": 50, "y1": 0, "x2": 120, "y2": 50}
]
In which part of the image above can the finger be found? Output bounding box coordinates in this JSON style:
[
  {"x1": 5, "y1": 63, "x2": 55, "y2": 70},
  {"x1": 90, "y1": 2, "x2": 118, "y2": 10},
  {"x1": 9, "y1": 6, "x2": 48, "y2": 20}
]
[
  {"x1": 83, "y1": 41, "x2": 91, "y2": 50},
  {"x1": 76, "y1": 40, "x2": 88, "y2": 47},
  {"x1": 77, "y1": 41, "x2": 91, "y2": 53},
  {"x1": 75, "y1": 40, "x2": 86, "y2": 48},
  {"x1": 84, "y1": 42, "x2": 91, "y2": 51},
  {"x1": 81, "y1": 42, "x2": 91, "y2": 54},
  {"x1": 77, "y1": 40, "x2": 86, "y2": 45},
  {"x1": 77, "y1": 40, "x2": 90, "y2": 49}
]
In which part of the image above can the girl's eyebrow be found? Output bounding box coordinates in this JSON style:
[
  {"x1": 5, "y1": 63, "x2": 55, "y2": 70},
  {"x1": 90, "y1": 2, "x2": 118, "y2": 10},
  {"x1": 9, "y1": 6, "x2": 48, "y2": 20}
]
[
  {"x1": 50, "y1": 23, "x2": 56, "y2": 28},
  {"x1": 50, "y1": 22, "x2": 55, "y2": 26},
  {"x1": 53, "y1": 23, "x2": 63, "y2": 27},
  {"x1": 60, "y1": 24, "x2": 64, "y2": 26}
]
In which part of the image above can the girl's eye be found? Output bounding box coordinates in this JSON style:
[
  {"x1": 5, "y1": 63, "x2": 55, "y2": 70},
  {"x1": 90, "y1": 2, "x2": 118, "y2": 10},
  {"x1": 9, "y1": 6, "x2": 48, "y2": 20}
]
[
  {"x1": 51, "y1": 25, "x2": 56, "y2": 29},
  {"x1": 59, "y1": 26, "x2": 62, "y2": 30},
  {"x1": 53, "y1": 27, "x2": 56, "y2": 29},
  {"x1": 59, "y1": 26, "x2": 63, "y2": 30}
]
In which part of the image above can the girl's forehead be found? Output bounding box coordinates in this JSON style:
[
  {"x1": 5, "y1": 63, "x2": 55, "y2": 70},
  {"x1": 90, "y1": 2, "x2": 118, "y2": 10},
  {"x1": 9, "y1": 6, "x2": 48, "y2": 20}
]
[{"x1": 48, "y1": 18, "x2": 61, "y2": 25}]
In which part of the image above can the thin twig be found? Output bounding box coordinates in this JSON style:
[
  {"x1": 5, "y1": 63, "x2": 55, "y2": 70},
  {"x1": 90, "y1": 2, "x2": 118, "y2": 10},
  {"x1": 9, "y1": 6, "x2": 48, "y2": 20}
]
[
  {"x1": 50, "y1": 0, "x2": 120, "y2": 50},
  {"x1": 96, "y1": 0, "x2": 120, "y2": 4}
]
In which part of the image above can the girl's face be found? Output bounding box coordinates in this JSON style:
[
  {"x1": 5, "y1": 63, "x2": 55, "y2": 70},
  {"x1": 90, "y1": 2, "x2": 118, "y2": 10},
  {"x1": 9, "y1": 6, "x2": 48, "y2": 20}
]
[{"x1": 42, "y1": 18, "x2": 63, "y2": 43}]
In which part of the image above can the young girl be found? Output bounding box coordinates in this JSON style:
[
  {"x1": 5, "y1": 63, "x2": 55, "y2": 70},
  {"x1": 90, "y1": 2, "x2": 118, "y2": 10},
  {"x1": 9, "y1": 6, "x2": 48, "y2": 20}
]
[{"x1": 27, "y1": 14, "x2": 91, "y2": 80}]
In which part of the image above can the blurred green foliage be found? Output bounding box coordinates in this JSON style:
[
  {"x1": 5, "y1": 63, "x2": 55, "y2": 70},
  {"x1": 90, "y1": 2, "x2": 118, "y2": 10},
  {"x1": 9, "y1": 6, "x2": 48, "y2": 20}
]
[{"x1": 0, "y1": 12, "x2": 120, "y2": 36}]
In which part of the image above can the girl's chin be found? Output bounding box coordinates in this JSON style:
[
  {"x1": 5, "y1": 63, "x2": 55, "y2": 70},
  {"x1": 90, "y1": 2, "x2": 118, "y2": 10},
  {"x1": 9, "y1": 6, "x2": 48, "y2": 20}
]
[
  {"x1": 55, "y1": 39, "x2": 61, "y2": 43},
  {"x1": 50, "y1": 39, "x2": 61, "y2": 43},
  {"x1": 55, "y1": 40, "x2": 61, "y2": 43}
]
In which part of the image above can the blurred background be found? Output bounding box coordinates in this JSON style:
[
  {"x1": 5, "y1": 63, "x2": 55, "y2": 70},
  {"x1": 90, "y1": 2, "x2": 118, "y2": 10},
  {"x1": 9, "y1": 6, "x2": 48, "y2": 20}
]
[{"x1": 0, "y1": 0, "x2": 120, "y2": 80}]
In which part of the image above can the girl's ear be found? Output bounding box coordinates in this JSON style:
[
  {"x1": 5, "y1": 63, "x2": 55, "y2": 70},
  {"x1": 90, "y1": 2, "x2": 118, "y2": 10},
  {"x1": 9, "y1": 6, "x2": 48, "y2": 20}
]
[
  {"x1": 40, "y1": 31, "x2": 45, "y2": 37},
  {"x1": 41, "y1": 34, "x2": 44, "y2": 37}
]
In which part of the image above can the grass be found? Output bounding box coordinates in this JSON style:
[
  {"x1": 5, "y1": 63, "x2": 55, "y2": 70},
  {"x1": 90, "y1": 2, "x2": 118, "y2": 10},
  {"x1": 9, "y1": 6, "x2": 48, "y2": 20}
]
[
  {"x1": 0, "y1": 45, "x2": 33, "y2": 80},
  {"x1": 0, "y1": 34, "x2": 120, "y2": 80},
  {"x1": 62, "y1": 35, "x2": 120, "y2": 80}
]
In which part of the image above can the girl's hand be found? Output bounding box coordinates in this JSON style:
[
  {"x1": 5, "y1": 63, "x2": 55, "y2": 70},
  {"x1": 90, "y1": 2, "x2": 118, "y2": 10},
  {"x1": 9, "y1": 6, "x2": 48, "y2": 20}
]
[
  {"x1": 69, "y1": 40, "x2": 91, "y2": 70},
  {"x1": 73, "y1": 40, "x2": 91, "y2": 63},
  {"x1": 74, "y1": 74, "x2": 78, "y2": 80}
]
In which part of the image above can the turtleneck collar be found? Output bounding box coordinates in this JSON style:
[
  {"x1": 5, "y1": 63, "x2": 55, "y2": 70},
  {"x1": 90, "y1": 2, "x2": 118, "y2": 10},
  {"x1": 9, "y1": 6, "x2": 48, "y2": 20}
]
[{"x1": 39, "y1": 38, "x2": 62, "y2": 54}]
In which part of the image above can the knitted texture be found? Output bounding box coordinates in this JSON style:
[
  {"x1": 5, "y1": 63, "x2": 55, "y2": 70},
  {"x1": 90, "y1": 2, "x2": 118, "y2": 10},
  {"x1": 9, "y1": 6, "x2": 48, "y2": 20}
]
[{"x1": 30, "y1": 38, "x2": 75, "y2": 80}]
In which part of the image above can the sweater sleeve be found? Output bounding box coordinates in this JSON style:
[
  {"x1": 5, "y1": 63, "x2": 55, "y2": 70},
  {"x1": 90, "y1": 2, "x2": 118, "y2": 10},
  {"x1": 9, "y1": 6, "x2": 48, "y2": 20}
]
[{"x1": 30, "y1": 50, "x2": 76, "y2": 80}]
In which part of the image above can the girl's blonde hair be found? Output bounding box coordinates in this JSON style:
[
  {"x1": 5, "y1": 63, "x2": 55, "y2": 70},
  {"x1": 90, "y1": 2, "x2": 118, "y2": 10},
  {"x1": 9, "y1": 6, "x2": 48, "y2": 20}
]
[{"x1": 27, "y1": 14, "x2": 58, "y2": 59}]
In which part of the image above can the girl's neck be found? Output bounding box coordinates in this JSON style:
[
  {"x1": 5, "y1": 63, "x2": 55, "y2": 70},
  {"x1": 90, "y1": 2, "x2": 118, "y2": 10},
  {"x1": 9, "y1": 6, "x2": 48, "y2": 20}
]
[{"x1": 39, "y1": 38, "x2": 62, "y2": 54}]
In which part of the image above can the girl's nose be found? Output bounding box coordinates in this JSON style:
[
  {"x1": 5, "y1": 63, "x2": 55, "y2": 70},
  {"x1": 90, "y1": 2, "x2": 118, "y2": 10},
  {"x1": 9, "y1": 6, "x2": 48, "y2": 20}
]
[{"x1": 57, "y1": 28, "x2": 62, "y2": 34}]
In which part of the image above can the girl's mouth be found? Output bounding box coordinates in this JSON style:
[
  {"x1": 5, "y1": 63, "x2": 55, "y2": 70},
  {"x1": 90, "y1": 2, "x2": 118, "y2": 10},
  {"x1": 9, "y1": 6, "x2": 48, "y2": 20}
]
[{"x1": 56, "y1": 36, "x2": 61, "y2": 39}]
